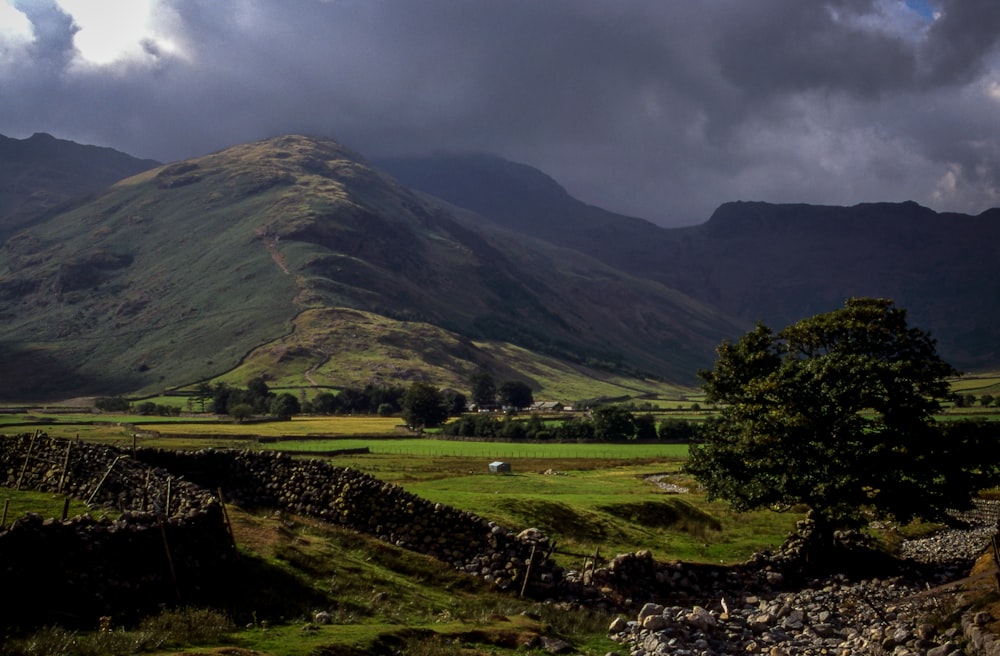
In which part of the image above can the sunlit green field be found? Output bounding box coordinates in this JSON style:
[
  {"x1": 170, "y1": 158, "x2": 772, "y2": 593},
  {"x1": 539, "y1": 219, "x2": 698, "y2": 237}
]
[{"x1": 267, "y1": 437, "x2": 688, "y2": 459}]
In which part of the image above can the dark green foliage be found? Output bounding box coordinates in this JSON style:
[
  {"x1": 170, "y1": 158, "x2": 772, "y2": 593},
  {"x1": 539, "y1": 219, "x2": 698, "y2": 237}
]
[
  {"x1": 93, "y1": 396, "x2": 130, "y2": 412},
  {"x1": 592, "y1": 405, "x2": 635, "y2": 441},
  {"x1": 440, "y1": 388, "x2": 467, "y2": 415},
  {"x1": 269, "y1": 393, "x2": 300, "y2": 419},
  {"x1": 310, "y1": 391, "x2": 338, "y2": 414},
  {"x1": 135, "y1": 401, "x2": 157, "y2": 415},
  {"x1": 402, "y1": 382, "x2": 447, "y2": 429},
  {"x1": 497, "y1": 380, "x2": 533, "y2": 410},
  {"x1": 657, "y1": 418, "x2": 699, "y2": 442},
  {"x1": 686, "y1": 297, "x2": 996, "y2": 532},
  {"x1": 554, "y1": 417, "x2": 595, "y2": 441},
  {"x1": 501, "y1": 417, "x2": 527, "y2": 439},
  {"x1": 246, "y1": 376, "x2": 272, "y2": 413},
  {"x1": 442, "y1": 413, "x2": 502, "y2": 437},
  {"x1": 229, "y1": 403, "x2": 252, "y2": 422},
  {"x1": 469, "y1": 373, "x2": 496, "y2": 409},
  {"x1": 139, "y1": 403, "x2": 179, "y2": 417},
  {"x1": 193, "y1": 382, "x2": 213, "y2": 413},
  {"x1": 633, "y1": 413, "x2": 657, "y2": 441},
  {"x1": 362, "y1": 384, "x2": 405, "y2": 414},
  {"x1": 442, "y1": 413, "x2": 607, "y2": 442},
  {"x1": 307, "y1": 385, "x2": 405, "y2": 415}
]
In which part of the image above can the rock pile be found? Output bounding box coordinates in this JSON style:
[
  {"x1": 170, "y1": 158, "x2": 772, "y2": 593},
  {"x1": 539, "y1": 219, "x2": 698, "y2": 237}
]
[
  {"x1": 610, "y1": 574, "x2": 966, "y2": 656},
  {"x1": 609, "y1": 508, "x2": 1000, "y2": 656}
]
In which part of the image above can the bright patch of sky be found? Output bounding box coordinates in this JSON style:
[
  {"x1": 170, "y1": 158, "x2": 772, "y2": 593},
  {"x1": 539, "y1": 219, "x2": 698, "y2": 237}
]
[
  {"x1": 0, "y1": 0, "x2": 32, "y2": 44},
  {"x1": 58, "y1": 0, "x2": 181, "y2": 65},
  {"x1": 2, "y1": 0, "x2": 180, "y2": 65}
]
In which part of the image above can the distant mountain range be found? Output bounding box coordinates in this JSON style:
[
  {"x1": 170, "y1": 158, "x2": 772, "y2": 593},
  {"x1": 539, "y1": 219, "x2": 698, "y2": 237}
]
[
  {"x1": 0, "y1": 133, "x2": 996, "y2": 401},
  {"x1": 379, "y1": 153, "x2": 1000, "y2": 372}
]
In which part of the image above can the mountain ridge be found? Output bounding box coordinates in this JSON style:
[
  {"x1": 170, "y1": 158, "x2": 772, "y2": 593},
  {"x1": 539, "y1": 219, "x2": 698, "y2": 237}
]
[
  {"x1": 0, "y1": 135, "x2": 738, "y2": 400},
  {"x1": 0, "y1": 132, "x2": 160, "y2": 239},
  {"x1": 3, "y1": 134, "x2": 998, "y2": 401},
  {"x1": 380, "y1": 154, "x2": 1000, "y2": 372}
]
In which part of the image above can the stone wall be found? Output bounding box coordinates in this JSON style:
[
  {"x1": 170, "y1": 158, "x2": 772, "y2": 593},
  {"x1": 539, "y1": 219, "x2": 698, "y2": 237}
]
[
  {"x1": 0, "y1": 436, "x2": 561, "y2": 630},
  {"x1": 0, "y1": 434, "x2": 237, "y2": 629},
  {"x1": 133, "y1": 448, "x2": 561, "y2": 593}
]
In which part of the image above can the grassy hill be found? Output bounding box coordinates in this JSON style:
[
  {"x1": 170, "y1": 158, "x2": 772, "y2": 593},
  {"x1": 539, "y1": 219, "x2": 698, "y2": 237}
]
[
  {"x1": 0, "y1": 135, "x2": 739, "y2": 400},
  {"x1": 219, "y1": 307, "x2": 690, "y2": 402}
]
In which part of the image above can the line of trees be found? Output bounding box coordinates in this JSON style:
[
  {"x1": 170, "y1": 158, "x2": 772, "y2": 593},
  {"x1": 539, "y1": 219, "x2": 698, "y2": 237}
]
[
  {"x1": 440, "y1": 407, "x2": 701, "y2": 442},
  {"x1": 953, "y1": 393, "x2": 997, "y2": 408}
]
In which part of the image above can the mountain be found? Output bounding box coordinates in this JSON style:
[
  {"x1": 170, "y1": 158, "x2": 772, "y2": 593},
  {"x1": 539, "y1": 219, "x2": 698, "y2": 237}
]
[
  {"x1": 0, "y1": 132, "x2": 160, "y2": 238},
  {"x1": 378, "y1": 155, "x2": 1000, "y2": 372},
  {"x1": 0, "y1": 135, "x2": 740, "y2": 400}
]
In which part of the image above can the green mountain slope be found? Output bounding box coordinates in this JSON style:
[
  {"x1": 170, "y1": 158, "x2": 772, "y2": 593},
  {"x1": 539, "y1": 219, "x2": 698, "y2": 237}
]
[
  {"x1": 379, "y1": 155, "x2": 1000, "y2": 372},
  {"x1": 0, "y1": 135, "x2": 739, "y2": 400}
]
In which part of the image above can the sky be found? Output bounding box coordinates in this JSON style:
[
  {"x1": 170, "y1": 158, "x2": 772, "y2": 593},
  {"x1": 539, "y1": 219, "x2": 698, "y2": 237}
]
[{"x1": 1, "y1": 0, "x2": 999, "y2": 226}]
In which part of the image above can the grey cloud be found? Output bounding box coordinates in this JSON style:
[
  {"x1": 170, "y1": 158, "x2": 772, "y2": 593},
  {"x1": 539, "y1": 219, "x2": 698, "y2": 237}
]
[
  {"x1": 13, "y1": 0, "x2": 77, "y2": 71},
  {"x1": 0, "y1": 0, "x2": 998, "y2": 225},
  {"x1": 921, "y1": 0, "x2": 1000, "y2": 84}
]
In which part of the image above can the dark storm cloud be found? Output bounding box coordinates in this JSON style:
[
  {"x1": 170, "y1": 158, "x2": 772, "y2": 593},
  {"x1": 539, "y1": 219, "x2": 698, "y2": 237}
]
[{"x1": 1, "y1": 0, "x2": 998, "y2": 225}]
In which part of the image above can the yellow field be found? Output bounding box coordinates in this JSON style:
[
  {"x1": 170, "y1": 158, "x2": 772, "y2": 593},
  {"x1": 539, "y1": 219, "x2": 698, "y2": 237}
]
[{"x1": 139, "y1": 415, "x2": 406, "y2": 437}]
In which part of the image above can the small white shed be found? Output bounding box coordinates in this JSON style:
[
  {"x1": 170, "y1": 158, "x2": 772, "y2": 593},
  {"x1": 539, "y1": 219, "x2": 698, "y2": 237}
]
[{"x1": 488, "y1": 461, "x2": 511, "y2": 474}]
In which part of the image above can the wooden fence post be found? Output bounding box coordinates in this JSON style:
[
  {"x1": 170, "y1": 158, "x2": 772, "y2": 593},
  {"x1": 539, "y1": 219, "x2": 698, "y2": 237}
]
[
  {"x1": 520, "y1": 544, "x2": 537, "y2": 597},
  {"x1": 57, "y1": 441, "x2": 73, "y2": 495},
  {"x1": 142, "y1": 468, "x2": 151, "y2": 512},
  {"x1": 589, "y1": 546, "x2": 600, "y2": 582},
  {"x1": 159, "y1": 518, "x2": 181, "y2": 602},
  {"x1": 14, "y1": 433, "x2": 37, "y2": 491},
  {"x1": 86, "y1": 455, "x2": 122, "y2": 506},
  {"x1": 218, "y1": 487, "x2": 240, "y2": 559}
]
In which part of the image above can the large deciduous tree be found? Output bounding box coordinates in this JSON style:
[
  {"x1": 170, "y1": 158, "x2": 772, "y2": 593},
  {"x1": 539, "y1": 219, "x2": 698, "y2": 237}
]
[
  {"x1": 592, "y1": 405, "x2": 635, "y2": 441},
  {"x1": 470, "y1": 373, "x2": 497, "y2": 409},
  {"x1": 402, "y1": 382, "x2": 448, "y2": 430},
  {"x1": 497, "y1": 380, "x2": 534, "y2": 410},
  {"x1": 685, "y1": 297, "x2": 998, "y2": 539}
]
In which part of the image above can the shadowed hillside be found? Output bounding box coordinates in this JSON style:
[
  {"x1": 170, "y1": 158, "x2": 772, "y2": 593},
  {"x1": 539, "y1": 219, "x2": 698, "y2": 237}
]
[
  {"x1": 380, "y1": 154, "x2": 1000, "y2": 372},
  {"x1": 0, "y1": 132, "x2": 159, "y2": 238}
]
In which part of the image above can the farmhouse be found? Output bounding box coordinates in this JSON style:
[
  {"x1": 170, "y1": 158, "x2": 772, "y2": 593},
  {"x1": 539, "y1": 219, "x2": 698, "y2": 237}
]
[{"x1": 530, "y1": 401, "x2": 564, "y2": 412}]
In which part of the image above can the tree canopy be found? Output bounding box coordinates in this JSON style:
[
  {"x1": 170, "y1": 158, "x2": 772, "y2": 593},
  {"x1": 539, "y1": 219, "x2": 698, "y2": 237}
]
[
  {"x1": 685, "y1": 297, "x2": 999, "y2": 532},
  {"x1": 402, "y1": 382, "x2": 448, "y2": 430},
  {"x1": 497, "y1": 380, "x2": 534, "y2": 410},
  {"x1": 470, "y1": 373, "x2": 497, "y2": 409}
]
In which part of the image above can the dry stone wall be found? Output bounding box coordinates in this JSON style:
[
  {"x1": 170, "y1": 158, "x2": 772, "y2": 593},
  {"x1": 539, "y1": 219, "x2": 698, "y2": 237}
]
[
  {"x1": 133, "y1": 448, "x2": 562, "y2": 593},
  {"x1": 0, "y1": 434, "x2": 237, "y2": 629},
  {"x1": 0, "y1": 436, "x2": 561, "y2": 630}
]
